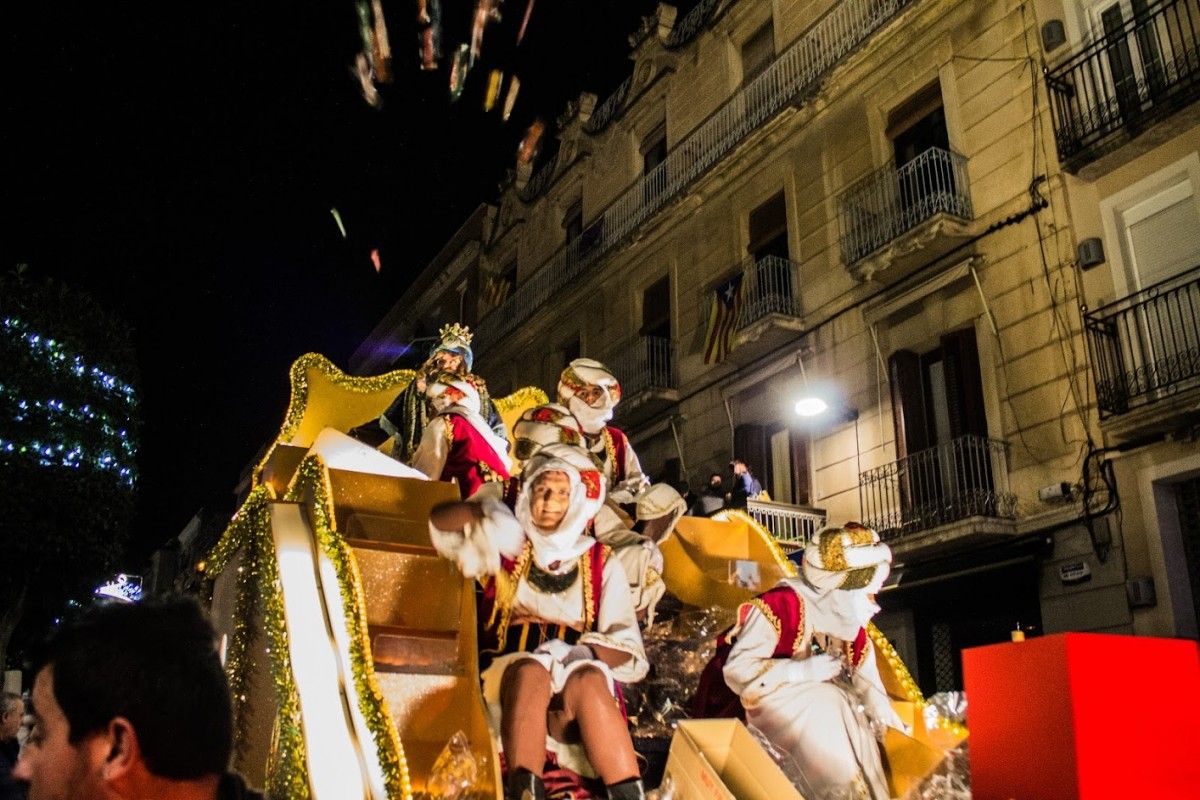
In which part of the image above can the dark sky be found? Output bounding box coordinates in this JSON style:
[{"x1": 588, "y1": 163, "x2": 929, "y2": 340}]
[{"x1": 5, "y1": 0, "x2": 665, "y2": 561}]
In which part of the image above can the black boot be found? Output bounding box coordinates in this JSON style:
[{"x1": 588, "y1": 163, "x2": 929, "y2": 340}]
[
  {"x1": 505, "y1": 767, "x2": 546, "y2": 800},
  {"x1": 606, "y1": 777, "x2": 646, "y2": 800}
]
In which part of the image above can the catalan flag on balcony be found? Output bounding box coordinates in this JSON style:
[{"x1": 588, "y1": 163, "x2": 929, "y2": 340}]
[{"x1": 703, "y1": 273, "x2": 744, "y2": 364}]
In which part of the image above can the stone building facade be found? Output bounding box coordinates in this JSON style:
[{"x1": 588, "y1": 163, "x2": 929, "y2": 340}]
[{"x1": 353, "y1": 0, "x2": 1200, "y2": 693}]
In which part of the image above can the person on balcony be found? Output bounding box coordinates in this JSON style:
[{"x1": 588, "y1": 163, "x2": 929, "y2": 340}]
[
  {"x1": 556, "y1": 358, "x2": 648, "y2": 504},
  {"x1": 429, "y1": 444, "x2": 648, "y2": 800},
  {"x1": 728, "y1": 458, "x2": 763, "y2": 508},
  {"x1": 411, "y1": 372, "x2": 511, "y2": 498},
  {"x1": 348, "y1": 323, "x2": 507, "y2": 462},
  {"x1": 719, "y1": 523, "x2": 905, "y2": 800}
]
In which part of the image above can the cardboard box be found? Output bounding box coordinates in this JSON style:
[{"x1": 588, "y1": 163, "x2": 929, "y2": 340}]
[
  {"x1": 963, "y1": 633, "x2": 1200, "y2": 800},
  {"x1": 663, "y1": 719, "x2": 805, "y2": 800}
]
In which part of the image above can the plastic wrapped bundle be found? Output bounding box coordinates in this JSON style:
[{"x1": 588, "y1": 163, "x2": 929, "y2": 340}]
[
  {"x1": 903, "y1": 742, "x2": 971, "y2": 800},
  {"x1": 924, "y1": 690, "x2": 967, "y2": 727},
  {"x1": 421, "y1": 730, "x2": 479, "y2": 800}
]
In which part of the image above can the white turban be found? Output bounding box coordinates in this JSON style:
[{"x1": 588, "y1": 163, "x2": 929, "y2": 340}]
[
  {"x1": 517, "y1": 443, "x2": 606, "y2": 570},
  {"x1": 635, "y1": 483, "x2": 687, "y2": 543},
  {"x1": 557, "y1": 358, "x2": 621, "y2": 434},
  {"x1": 802, "y1": 523, "x2": 892, "y2": 594},
  {"x1": 512, "y1": 403, "x2": 584, "y2": 464}
]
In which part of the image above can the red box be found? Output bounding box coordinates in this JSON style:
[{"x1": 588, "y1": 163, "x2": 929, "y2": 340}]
[{"x1": 962, "y1": 633, "x2": 1200, "y2": 800}]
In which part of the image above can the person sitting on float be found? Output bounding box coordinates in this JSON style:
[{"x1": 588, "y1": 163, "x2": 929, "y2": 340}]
[
  {"x1": 412, "y1": 371, "x2": 511, "y2": 498},
  {"x1": 349, "y1": 323, "x2": 506, "y2": 461},
  {"x1": 429, "y1": 443, "x2": 648, "y2": 800},
  {"x1": 556, "y1": 359, "x2": 648, "y2": 505},
  {"x1": 721, "y1": 522, "x2": 906, "y2": 800}
]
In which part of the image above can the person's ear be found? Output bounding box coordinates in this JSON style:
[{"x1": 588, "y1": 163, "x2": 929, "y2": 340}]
[{"x1": 101, "y1": 717, "x2": 140, "y2": 782}]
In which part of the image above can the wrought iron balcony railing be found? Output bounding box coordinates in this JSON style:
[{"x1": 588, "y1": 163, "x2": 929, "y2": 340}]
[
  {"x1": 746, "y1": 499, "x2": 826, "y2": 547},
  {"x1": 838, "y1": 146, "x2": 973, "y2": 265},
  {"x1": 518, "y1": 152, "x2": 560, "y2": 202},
  {"x1": 475, "y1": 0, "x2": 912, "y2": 353},
  {"x1": 1084, "y1": 264, "x2": 1200, "y2": 418},
  {"x1": 738, "y1": 254, "x2": 801, "y2": 329},
  {"x1": 609, "y1": 335, "x2": 676, "y2": 398},
  {"x1": 1045, "y1": 0, "x2": 1200, "y2": 169},
  {"x1": 859, "y1": 434, "x2": 1017, "y2": 543}
]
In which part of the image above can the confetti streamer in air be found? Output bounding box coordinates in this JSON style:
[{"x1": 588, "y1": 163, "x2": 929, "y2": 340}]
[
  {"x1": 355, "y1": 0, "x2": 374, "y2": 56},
  {"x1": 417, "y1": 0, "x2": 442, "y2": 71},
  {"x1": 353, "y1": 53, "x2": 382, "y2": 107},
  {"x1": 370, "y1": 248, "x2": 382, "y2": 273},
  {"x1": 470, "y1": 0, "x2": 502, "y2": 66},
  {"x1": 516, "y1": 118, "x2": 545, "y2": 166},
  {"x1": 330, "y1": 208, "x2": 348, "y2": 238},
  {"x1": 484, "y1": 69, "x2": 503, "y2": 111},
  {"x1": 502, "y1": 74, "x2": 520, "y2": 121},
  {"x1": 371, "y1": 0, "x2": 393, "y2": 84},
  {"x1": 448, "y1": 43, "x2": 470, "y2": 101},
  {"x1": 517, "y1": 0, "x2": 535, "y2": 45}
]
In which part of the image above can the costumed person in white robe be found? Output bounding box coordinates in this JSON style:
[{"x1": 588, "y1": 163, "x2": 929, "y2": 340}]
[
  {"x1": 474, "y1": 402, "x2": 586, "y2": 511},
  {"x1": 556, "y1": 359, "x2": 648, "y2": 504},
  {"x1": 721, "y1": 523, "x2": 905, "y2": 800},
  {"x1": 429, "y1": 444, "x2": 649, "y2": 800},
  {"x1": 411, "y1": 372, "x2": 511, "y2": 498},
  {"x1": 593, "y1": 483, "x2": 685, "y2": 625}
]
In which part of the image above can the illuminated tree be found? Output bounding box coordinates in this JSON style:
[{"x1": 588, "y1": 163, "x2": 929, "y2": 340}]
[{"x1": 0, "y1": 265, "x2": 140, "y2": 669}]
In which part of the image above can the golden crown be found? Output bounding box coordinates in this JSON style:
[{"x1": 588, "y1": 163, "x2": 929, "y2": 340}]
[{"x1": 438, "y1": 323, "x2": 474, "y2": 347}]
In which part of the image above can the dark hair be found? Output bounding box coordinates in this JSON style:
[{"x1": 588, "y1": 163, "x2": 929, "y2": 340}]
[{"x1": 31, "y1": 597, "x2": 232, "y2": 779}]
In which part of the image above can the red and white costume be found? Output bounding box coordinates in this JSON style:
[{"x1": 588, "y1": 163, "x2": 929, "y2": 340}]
[
  {"x1": 412, "y1": 373, "x2": 511, "y2": 498},
  {"x1": 721, "y1": 525, "x2": 902, "y2": 800},
  {"x1": 428, "y1": 444, "x2": 647, "y2": 780}
]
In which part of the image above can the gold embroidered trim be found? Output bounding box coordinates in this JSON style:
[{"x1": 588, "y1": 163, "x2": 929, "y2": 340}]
[
  {"x1": 602, "y1": 428, "x2": 617, "y2": 482},
  {"x1": 792, "y1": 597, "x2": 807, "y2": 657},
  {"x1": 442, "y1": 416, "x2": 456, "y2": 450},
  {"x1": 478, "y1": 460, "x2": 505, "y2": 484},
  {"x1": 492, "y1": 542, "x2": 532, "y2": 643},
  {"x1": 580, "y1": 548, "x2": 596, "y2": 631},
  {"x1": 748, "y1": 599, "x2": 782, "y2": 638}
]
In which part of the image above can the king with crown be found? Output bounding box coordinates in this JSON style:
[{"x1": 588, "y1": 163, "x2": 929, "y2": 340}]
[{"x1": 350, "y1": 323, "x2": 507, "y2": 463}]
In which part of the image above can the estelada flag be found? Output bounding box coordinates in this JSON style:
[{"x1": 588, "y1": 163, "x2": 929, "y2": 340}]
[{"x1": 703, "y1": 273, "x2": 744, "y2": 364}]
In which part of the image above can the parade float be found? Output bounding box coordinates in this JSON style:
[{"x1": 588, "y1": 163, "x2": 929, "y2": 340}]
[{"x1": 202, "y1": 353, "x2": 966, "y2": 799}]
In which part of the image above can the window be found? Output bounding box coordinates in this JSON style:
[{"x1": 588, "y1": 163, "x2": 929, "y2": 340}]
[
  {"x1": 563, "y1": 202, "x2": 583, "y2": 244},
  {"x1": 734, "y1": 423, "x2": 810, "y2": 505},
  {"x1": 888, "y1": 83, "x2": 955, "y2": 220},
  {"x1": 741, "y1": 19, "x2": 775, "y2": 85},
  {"x1": 748, "y1": 192, "x2": 789, "y2": 260},
  {"x1": 641, "y1": 275, "x2": 671, "y2": 339},
  {"x1": 642, "y1": 124, "x2": 667, "y2": 175}
]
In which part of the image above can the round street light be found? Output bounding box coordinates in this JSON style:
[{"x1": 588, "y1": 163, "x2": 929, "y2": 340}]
[{"x1": 794, "y1": 396, "x2": 829, "y2": 417}]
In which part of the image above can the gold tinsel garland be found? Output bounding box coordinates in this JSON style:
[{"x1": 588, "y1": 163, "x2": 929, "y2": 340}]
[
  {"x1": 286, "y1": 454, "x2": 412, "y2": 800},
  {"x1": 202, "y1": 485, "x2": 311, "y2": 800},
  {"x1": 493, "y1": 385, "x2": 548, "y2": 416},
  {"x1": 720, "y1": 509, "x2": 801, "y2": 578},
  {"x1": 252, "y1": 353, "x2": 417, "y2": 486}
]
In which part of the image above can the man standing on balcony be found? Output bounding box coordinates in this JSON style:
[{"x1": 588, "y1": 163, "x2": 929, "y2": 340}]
[
  {"x1": 728, "y1": 459, "x2": 763, "y2": 508},
  {"x1": 556, "y1": 358, "x2": 648, "y2": 504}
]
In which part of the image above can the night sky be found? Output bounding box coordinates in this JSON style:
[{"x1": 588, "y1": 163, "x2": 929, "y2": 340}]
[{"x1": 5, "y1": 0, "x2": 666, "y2": 562}]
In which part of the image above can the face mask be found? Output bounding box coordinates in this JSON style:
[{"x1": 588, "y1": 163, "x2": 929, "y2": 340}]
[{"x1": 567, "y1": 395, "x2": 613, "y2": 434}]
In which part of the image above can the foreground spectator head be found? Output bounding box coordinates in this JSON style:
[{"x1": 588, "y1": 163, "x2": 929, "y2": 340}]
[{"x1": 15, "y1": 598, "x2": 235, "y2": 800}]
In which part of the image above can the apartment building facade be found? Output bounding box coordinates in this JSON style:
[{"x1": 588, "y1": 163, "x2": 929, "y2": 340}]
[{"x1": 352, "y1": 0, "x2": 1200, "y2": 694}]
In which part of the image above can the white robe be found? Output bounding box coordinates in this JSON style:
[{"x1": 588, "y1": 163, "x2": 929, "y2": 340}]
[{"x1": 723, "y1": 594, "x2": 892, "y2": 799}]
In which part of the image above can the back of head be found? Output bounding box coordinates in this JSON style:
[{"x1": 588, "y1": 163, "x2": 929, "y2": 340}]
[{"x1": 33, "y1": 597, "x2": 232, "y2": 780}]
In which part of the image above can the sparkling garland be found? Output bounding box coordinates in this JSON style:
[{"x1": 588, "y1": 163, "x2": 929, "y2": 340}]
[
  {"x1": 285, "y1": 454, "x2": 412, "y2": 800},
  {"x1": 202, "y1": 485, "x2": 311, "y2": 800},
  {"x1": 2, "y1": 316, "x2": 137, "y2": 405},
  {"x1": 252, "y1": 353, "x2": 417, "y2": 486},
  {"x1": 721, "y1": 509, "x2": 800, "y2": 578},
  {"x1": 492, "y1": 385, "x2": 548, "y2": 416}
]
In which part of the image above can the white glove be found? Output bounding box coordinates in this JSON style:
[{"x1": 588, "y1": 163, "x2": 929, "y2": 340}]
[
  {"x1": 785, "y1": 653, "x2": 844, "y2": 684},
  {"x1": 533, "y1": 639, "x2": 573, "y2": 663},
  {"x1": 865, "y1": 691, "x2": 909, "y2": 735}
]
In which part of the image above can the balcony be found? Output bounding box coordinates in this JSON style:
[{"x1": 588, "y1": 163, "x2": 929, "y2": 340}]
[
  {"x1": 730, "y1": 254, "x2": 805, "y2": 361},
  {"x1": 1046, "y1": 0, "x2": 1200, "y2": 177},
  {"x1": 609, "y1": 335, "x2": 678, "y2": 426},
  {"x1": 859, "y1": 434, "x2": 1018, "y2": 559},
  {"x1": 746, "y1": 499, "x2": 826, "y2": 551},
  {"x1": 839, "y1": 146, "x2": 974, "y2": 281},
  {"x1": 475, "y1": 0, "x2": 913, "y2": 355},
  {"x1": 1084, "y1": 264, "x2": 1200, "y2": 443}
]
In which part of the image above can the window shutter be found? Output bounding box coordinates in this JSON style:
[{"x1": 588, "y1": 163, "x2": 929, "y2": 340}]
[
  {"x1": 940, "y1": 327, "x2": 988, "y2": 439},
  {"x1": 888, "y1": 350, "x2": 927, "y2": 458},
  {"x1": 734, "y1": 423, "x2": 769, "y2": 490},
  {"x1": 790, "y1": 430, "x2": 811, "y2": 505}
]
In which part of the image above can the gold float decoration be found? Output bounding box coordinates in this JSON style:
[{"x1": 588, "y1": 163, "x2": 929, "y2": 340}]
[{"x1": 285, "y1": 453, "x2": 412, "y2": 800}]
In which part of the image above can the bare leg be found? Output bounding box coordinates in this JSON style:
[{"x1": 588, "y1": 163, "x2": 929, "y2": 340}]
[
  {"x1": 553, "y1": 666, "x2": 639, "y2": 784},
  {"x1": 500, "y1": 659, "x2": 552, "y2": 775}
]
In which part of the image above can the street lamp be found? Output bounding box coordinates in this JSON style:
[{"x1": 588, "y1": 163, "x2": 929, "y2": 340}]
[{"x1": 794, "y1": 396, "x2": 829, "y2": 417}]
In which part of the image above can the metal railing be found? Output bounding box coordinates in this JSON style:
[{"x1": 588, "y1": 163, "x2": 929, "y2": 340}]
[
  {"x1": 739, "y1": 254, "x2": 801, "y2": 329},
  {"x1": 584, "y1": 75, "x2": 633, "y2": 135},
  {"x1": 517, "y1": 152, "x2": 560, "y2": 203},
  {"x1": 666, "y1": 0, "x2": 725, "y2": 49},
  {"x1": 609, "y1": 335, "x2": 676, "y2": 397},
  {"x1": 1046, "y1": 0, "x2": 1200, "y2": 167},
  {"x1": 859, "y1": 434, "x2": 1016, "y2": 542},
  {"x1": 839, "y1": 146, "x2": 973, "y2": 265},
  {"x1": 1084, "y1": 264, "x2": 1200, "y2": 417},
  {"x1": 747, "y1": 499, "x2": 826, "y2": 547},
  {"x1": 475, "y1": 0, "x2": 912, "y2": 352}
]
